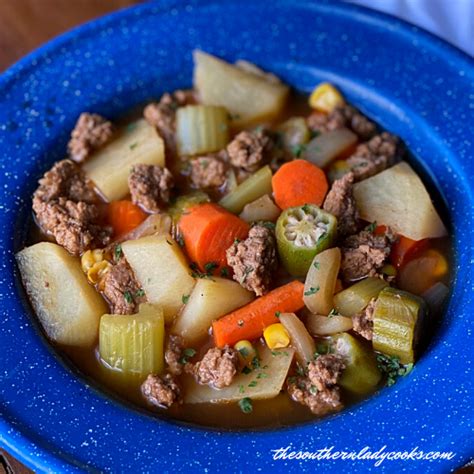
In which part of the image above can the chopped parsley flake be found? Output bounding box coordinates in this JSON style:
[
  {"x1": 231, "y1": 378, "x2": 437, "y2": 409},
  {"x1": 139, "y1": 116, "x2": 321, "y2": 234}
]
[
  {"x1": 376, "y1": 353, "x2": 413, "y2": 386},
  {"x1": 275, "y1": 311, "x2": 281, "y2": 318},
  {"x1": 304, "y1": 286, "x2": 320, "y2": 296},
  {"x1": 135, "y1": 288, "x2": 145, "y2": 298},
  {"x1": 309, "y1": 385, "x2": 318, "y2": 395},
  {"x1": 238, "y1": 397, "x2": 253, "y2": 414},
  {"x1": 248, "y1": 381, "x2": 258, "y2": 388},
  {"x1": 220, "y1": 267, "x2": 229, "y2": 277},
  {"x1": 114, "y1": 244, "x2": 123, "y2": 261},
  {"x1": 129, "y1": 142, "x2": 138, "y2": 150},
  {"x1": 313, "y1": 261, "x2": 320, "y2": 270},
  {"x1": 204, "y1": 261, "x2": 218, "y2": 275},
  {"x1": 179, "y1": 348, "x2": 196, "y2": 364},
  {"x1": 251, "y1": 356, "x2": 261, "y2": 370},
  {"x1": 123, "y1": 291, "x2": 133, "y2": 304},
  {"x1": 301, "y1": 204, "x2": 312, "y2": 213},
  {"x1": 182, "y1": 294, "x2": 190, "y2": 304},
  {"x1": 290, "y1": 143, "x2": 306, "y2": 157},
  {"x1": 239, "y1": 384, "x2": 245, "y2": 394},
  {"x1": 365, "y1": 221, "x2": 377, "y2": 233},
  {"x1": 256, "y1": 372, "x2": 268, "y2": 379},
  {"x1": 238, "y1": 347, "x2": 250, "y2": 358},
  {"x1": 242, "y1": 366, "x2": 252, "y2": 375}
]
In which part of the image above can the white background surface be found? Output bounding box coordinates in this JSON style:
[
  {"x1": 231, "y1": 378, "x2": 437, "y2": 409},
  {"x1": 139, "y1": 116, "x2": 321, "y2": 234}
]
[{"x1": 347, "y1": 0, "x2": 474, "y2": 56}]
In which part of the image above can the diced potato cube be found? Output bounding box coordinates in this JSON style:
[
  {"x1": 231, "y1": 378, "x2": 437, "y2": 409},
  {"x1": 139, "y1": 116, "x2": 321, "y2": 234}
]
[
  {"x1": 99, "y1": 303, "x2": 165, "y2": 382},
  {"x1": 121, "y1": 235, "x2": 195, "y2": 323},
  {"x1": 353, "y1": 162, "x2": 447, "y2": 240},
  {"x1": 172, "y1": 277, "x2": 254, "y2": 344},
  {"x1": 193, "y1": 50, "x2": 289, "y2": 127},
  {"x1": 16, "y1": 242, "x2": 107, "y2": 347},
  {"x1": 83, "y1": 119, "x2": 165, "y2": 201}
]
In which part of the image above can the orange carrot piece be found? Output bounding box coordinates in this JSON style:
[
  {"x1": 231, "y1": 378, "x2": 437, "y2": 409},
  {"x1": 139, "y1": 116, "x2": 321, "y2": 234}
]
[
  {"x1": 272, "y1": 159, "x2": 328, "y2": 210},
  {"x1": 391, "y1": 235, "x2": 429, "y2": 269},
  {"x1": 107, "y1": 200, "x2": 148, "y2": 237},
  {"x1": 212, "y1": 280, "x2": 305, "y2": 347},
  {"x1": 179, "y1": 203, "x2": 250, "y2": 274}
]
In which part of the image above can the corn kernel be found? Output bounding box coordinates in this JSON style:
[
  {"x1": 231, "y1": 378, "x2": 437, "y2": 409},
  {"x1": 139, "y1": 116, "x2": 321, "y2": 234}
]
[
  {"x1": 263, "y1": 323, "x2": 290, "y2": 350},
  {"x1": 309, "y1": 82, "x2": 345, "y2": 113},
  {"x1": 87, "y1": 260, "x2": 111, "y2": 285},
  {"x1": 234, "y1": 340, "x2": 257, "y2": 365},
  {"x1": 81, "y1": 249, "x2": 105, "y2": 273}
]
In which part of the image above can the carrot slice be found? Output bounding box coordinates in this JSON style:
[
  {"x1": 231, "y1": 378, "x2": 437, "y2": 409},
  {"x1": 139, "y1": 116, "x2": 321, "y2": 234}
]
[
  {"x1": 272, "y1": 159, "x2": 328, "y2": 209},
  {"x1": 212, "y1": 280, "x2": 305, "y2": 347},
  {"x1": 391, "y1": 235, "x2": 429, "y2": 269},
  {"x1": 107, "y1": 200, "x2": 148, "y2": 237},
  {"x1": 179, "y1": 203, "x2": 249, "y2": 275}
]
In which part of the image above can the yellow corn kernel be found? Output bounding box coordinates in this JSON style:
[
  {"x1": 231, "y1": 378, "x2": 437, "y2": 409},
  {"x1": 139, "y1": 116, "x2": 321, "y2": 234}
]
[
  {"x1": 234, "y1": 340, "x2": 257, "y2": 365},
  {"x1": 309, "y1": 82, "x2": 345, "y2": 113},
  {"x1": 263, "y1": 323, "x2": 290, "y2": 350},
  {"x1": 87, "y1": 260, "x2": 111, "y2": 285},
  {"x1": 81, "y1": 249, "x2": 105, "y2": 273},
  {"x1": 426, "y1": 250, "x2": 448, "y2": 277}
]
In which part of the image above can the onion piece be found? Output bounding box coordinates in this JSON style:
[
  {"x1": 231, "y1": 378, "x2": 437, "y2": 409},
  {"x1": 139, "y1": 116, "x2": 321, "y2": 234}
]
[
  {"x1": 115, "y1": 213, "x2": 171, "y2": 244},
  {"x1": 307, "y1": 314, "x2": 353, "y2": 336},
  {"x1": 239, "y1": 194, "x2": 281, "y2": 223},
  {"x1": 302, "y1": 127, "x2": 357, "y2": 168},
  {"x1": 279, "y1": 312, "x2": 316, "y2": 365}
]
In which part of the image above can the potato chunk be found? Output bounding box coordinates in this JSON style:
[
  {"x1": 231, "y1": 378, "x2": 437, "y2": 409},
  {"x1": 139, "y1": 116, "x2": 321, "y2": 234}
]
[
  {"x1": 353, "y1": 162, "x2": 447, "y2": 240},
  {"x1": 121, "y1": 235, "x2": 195, "y2": 323},
  {"x1": 193, "y1": 50, "x2": 289, "y2": 127},
  {"x1": 16, "y1": 242, "x2": 107, "y2": 347},
  {"x1": 172, "y1": 277, "x2": 254, "y2": 344},
  {"x1": 83, "y1": 119, "x2": 165, "y2": 201}
]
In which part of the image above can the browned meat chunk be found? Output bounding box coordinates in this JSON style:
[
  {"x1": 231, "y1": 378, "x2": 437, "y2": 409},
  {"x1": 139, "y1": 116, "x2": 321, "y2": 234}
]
[
  {"x1": 226, "y1": 224, "x2": 277, "y2": 296},
  {"x1": 287, "y1": 354, "x2": 345, "y2": 416},
  {"x1": 33, "y1": 198, "x2": 111, "y2": 256},
  {"x1": 307, "y1": 105, "x2": 376, "y2": 140},
  {"x1": 308, "y1": 354, "x2": 346, "y2": 391},
  {"x1": 226, "y1": 130, "x2": 272, "y2": 171},
  {"x1": 352, "y1": 298, "x2": 376, "y2": 340},
  {"x1": 347, "y1": 132, "x2": 400, "y2": 181},
  {"x1": 128, "y1": 164, "x2": 174, "y2": 212},
  {"x1": 32, "y1": 160, "x2": 111, "y2": 255},
  {"x1": 341, "y1": 229, "x2": 394, "y2": 282},
  {"x1": 68, "y1": 113, "x2": 114, "y2": 163},
  {"x1": 190, "y1": 154, "x2": 227, "y2": 189},
  {"x1": 102, "y1": 258, "x2": 145, "y2": 314},
  {"x1": 165, "y1": 335, "x2": 185, "y2": 376},
  {"x1": 323, "y1": 172, "x2": 359, "y2": 236},
  {"x1": 192, "y1": 346, "x2": 239, "y2": 389},
  {"x1": 141, "y1": 373, "x2": 181, "y2": 408},
  {"x1": 144, "y1": 90, "x2": 194, "y2": 154},
  {"x1": 33, "y1": 159, "x2": 98, "y2": 204}
]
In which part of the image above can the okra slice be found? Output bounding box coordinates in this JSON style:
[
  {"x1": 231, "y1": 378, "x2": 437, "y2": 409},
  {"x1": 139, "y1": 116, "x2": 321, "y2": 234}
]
[
  {"x1": 276, "y1": 204, "x2": 337, "y2": 276},
  {"x1": 372, "y1": 287, "x2": 426, "y2": 364},
  {"x1": 332, "y1": 332, "x2": 381, "y2": 395}
]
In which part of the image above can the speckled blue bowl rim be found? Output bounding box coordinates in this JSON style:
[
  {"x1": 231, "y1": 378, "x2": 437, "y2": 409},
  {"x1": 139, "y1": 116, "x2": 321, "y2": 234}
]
[{"x1": 0, "y1": 1, "x2": 473, "y2": 473}]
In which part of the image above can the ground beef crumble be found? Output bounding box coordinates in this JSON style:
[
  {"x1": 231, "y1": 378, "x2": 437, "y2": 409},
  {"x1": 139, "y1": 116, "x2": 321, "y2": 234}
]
[
  {"x1": 347, "y1": 132, "x2": 400, "y2": 181},
  {"x1": 144, "y1": 90, "x2": 194, "y2": 154},
  {"x1": 226, "y1": 224, "x2": 278, "y2": 296},
  {"x1": 101, "y1": 258, "x2": 145, "y2": 315},
  {"x1": 352, "y1": 298, "x2": 376, "y2": 340},
  {"x1": 226, "y1": 130, "x2": 272, "y2": 172},
  {"x1": 287, "y1": 354, "x2": 346, "y2": 416},
  {"x1": 68, "y1": 113, "x2": 114, "y2": 163},
  {"x1": 128, "y1": 164, "x2": 174, "y2": 212},
  {"x1": 323, "y1": 172, "x2": 360, "y2": 237},
  {"x1": 341, "y1": 228, "x2": 394, "y2": 282},
  {"x1": 32, "y1": 160, "x2": 111, "y2": 255},
  {"x1": 165, "y1": 335, "x2": 190, "y2": 376},
  {"x1": 307, "y1": 105, "x2": 376, "y2": 140},
  {"x1": 192, "y1": 346, "x2": 239, "y2": 389},
  {"x1": 141, "y1": 373, "x2": 181, "y2": 408},
  {"x1": 190, "y1": 153, "x2": 227, "y2": 189}
]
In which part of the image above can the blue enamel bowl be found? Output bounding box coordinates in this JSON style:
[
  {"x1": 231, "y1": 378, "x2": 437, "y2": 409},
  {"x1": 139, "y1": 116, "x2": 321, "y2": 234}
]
[{"x1": 1, "y1": 1, "x2": 473, "y2": 472}]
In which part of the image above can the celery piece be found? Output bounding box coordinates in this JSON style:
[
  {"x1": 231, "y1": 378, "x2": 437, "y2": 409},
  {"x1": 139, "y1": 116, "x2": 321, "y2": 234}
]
[
  {"x1": 99, "y1": 304, "x2": 165, "y2": 382},
  {"x1": 219, "y1": 165, "x2": 273, "y2": 214},
  {"x1": 176, "y1": 105, "x2": 229, "y2": 155},
  {"x1": 277, "y1": 117, "x2": 310, "y2": 151},
  {"x1": 372, "y1": 287, "x2": 426, "y2": 364},
  {"x1": 333, "y1": 277, "x2": 388, "y2": 317},
  {"x1": 333, "y1": 332, "x2": 381, "y2": 395}
]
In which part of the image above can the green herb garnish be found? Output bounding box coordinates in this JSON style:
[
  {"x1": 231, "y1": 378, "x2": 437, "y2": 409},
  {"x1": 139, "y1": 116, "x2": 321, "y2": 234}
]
[
  {"x1": 238, "y1": 397, "x2": 253, "y2": 414},
  {"x1": 204, "y1": 261, "x2": 218, "y2": 275},
  {"x1": 365, "y1": 221, "x2": 377, "y2": 233},
  {"x1": 135, "y1": 288, "x2": 145, "y2": 298},
  {"x1": 182, "y1": 294, "x2": 190, "y2": 304},
  {"x1": 220, "y1": 267, "x2": 229, "y2": 277},
  {"x1": 376, "y1": 353, "x2": 413, "y2": 387},
  {"x1": 290, "y1": 143, "x2": 306, "y2": 157},
  {"x1": 129, "y1": 142, "x2": 138, "y2": 150},
  {"x1": 179, "y1": 347, "x2": 197, "y2": 365},
  {"x1": 313, "y1": 261, "x2": 320, "y2": 270},
  {"x1": 275, "y1": 311, "x2": 281, "y2": 318},
  {"x1": 304, "y1": 286, "x2": 320, "y2": 296},
  {"x1": 114, "y1": 244, "x2": 123, "y2": 261},
  {"x1": 123, "y1": 291, "x2": 133, "y2": 304},
  {"x1": 248, "y1": 381, "x2": 258, "y2": 388}
]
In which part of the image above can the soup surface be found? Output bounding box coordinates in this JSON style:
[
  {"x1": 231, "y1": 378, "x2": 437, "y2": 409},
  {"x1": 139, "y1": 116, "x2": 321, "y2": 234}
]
[{"x1": 18, "y1": 51, "x2": 451, "y2": 429}]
